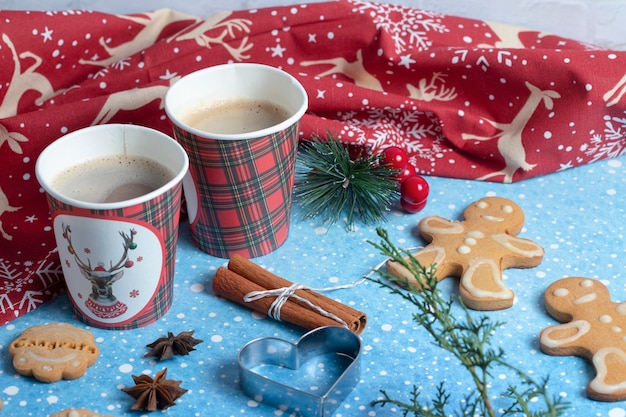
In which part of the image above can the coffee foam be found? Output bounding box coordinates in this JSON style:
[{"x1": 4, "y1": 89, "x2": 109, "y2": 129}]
[
  {"x1": 52, "y1": 154, "x2": 174, "y2": 204},
  {"x1": 180, "y1": 97, "x2": 290, "y2": 135}
]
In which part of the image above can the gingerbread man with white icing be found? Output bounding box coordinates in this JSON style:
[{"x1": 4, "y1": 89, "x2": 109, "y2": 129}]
[
  {"x1": 386, "y1": 196, "x2": 544, "y2": 310},
  {"x1": 541, "y1": 277, "x2": 626, "y2": 402}
]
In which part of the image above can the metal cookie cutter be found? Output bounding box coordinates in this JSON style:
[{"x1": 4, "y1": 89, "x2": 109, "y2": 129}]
[{"x1": 238, "y1": 326, "x2": 362, "y2": 417}]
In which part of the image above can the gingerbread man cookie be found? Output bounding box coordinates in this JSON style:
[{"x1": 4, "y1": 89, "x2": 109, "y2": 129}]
[
  {"x1": 386, "y1": 196, "x2": 544, "y2": 310},
  {"x1": 540, "y1": 277, "x2": 626, "y2": 402}
]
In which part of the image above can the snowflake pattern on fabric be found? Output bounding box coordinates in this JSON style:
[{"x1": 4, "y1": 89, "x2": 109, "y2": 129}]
[{"x1": 351, "y1": 0, "x2": 449, "y2": 55}]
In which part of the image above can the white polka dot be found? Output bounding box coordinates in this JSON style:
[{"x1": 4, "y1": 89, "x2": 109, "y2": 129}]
[
  {"x1": 381, "y1": 324, "x2": 392, "y2": 331},
  {"x1": 118, "y1": 363, "x2": 133, "y2": 373},
  {"x1": 3, "y1": 386, "x2": 19, "y2": 395},
  {"x1": 608, "y1": 407, "x2": 626, "y2": 417},
  {"x1": 608, "y1": 159, "x2": 622, "y2": 168}
]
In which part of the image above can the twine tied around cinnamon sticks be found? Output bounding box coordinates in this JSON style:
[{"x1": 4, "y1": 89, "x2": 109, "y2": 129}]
[{"x1": 212, "y1": 254, "x2": 367, "y2": 334}]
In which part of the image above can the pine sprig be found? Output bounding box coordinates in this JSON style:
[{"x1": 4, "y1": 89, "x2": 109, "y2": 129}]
[
  {"x1": 294, "y1": 134, "x2": 399, "y2": 229},
  {"x1": 367, "y1": 228, "x2": 570, "y2": 417}
]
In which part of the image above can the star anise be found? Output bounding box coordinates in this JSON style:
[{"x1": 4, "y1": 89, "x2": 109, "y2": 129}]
[
  {"x1": 121, "y1": 368, "x2": 187, "y2": 411},
  {"x1": 144, "y1": 330, "x2": 203, "y2": 360}
]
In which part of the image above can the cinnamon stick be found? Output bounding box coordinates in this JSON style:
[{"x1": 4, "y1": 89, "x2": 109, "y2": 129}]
[
  {"x1": 212, "y1": 267, "x2": 344, "y2": 331},
  {"x1": 226, "y1": 254, "x2": 367, "y2": 334}
]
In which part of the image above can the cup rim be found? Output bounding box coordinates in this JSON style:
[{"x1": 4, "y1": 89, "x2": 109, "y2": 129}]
[
  {"x1": 35, "y1": 124, "x2": 189, "y2": 210},
  {"x1": 164, "y1": 63, "x2": 308, "y2": 141}
]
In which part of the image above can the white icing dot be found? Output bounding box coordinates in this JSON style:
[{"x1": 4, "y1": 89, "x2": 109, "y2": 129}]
[
  {"x1": 467, "y1": 230, "x2": 485, "y2": 238},
  {"x1": 464, "y1": 238, "x2": 477, "y2": 245},
  {"x1": 617, "y1": 302, "x2": 626, "y2": 315},
  {"x1": 502, "y1": 205, "x2": 513, "y2": 213},
  {"x1": 581, "y1": 279, "x2": 594, "y2": 288},
  {"x1": 599, "y1": 315, "x2": 613, "y2": 323},
  {"x1": 612, "y1": 326, "x2": 622, "y2": 333},
  {"x1": 457, "y1": 245, "x2": 471, "y2": 254},
  {"x1": 553, "y1": 288, "x2": 569, "y2": 297},
  {"x1": 477, "y1": 201, "x2": 488, "y2": 209}
]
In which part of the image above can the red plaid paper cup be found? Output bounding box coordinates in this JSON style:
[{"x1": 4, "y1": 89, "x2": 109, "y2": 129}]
[
  {"x1": 165, "y1": 64, "x2": 308, "y2": 259},
  {"x1": 35, "y1": 124, "x2": 189, "y2": 330}
]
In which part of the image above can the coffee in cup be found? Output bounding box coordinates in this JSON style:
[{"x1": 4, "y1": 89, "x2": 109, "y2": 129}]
[
  {"x1": 51, "y1": 154, "x2": 175, "y2": 204},
  {"x1": 180, "y1": 98, "x2": 290, "y2": 135}
]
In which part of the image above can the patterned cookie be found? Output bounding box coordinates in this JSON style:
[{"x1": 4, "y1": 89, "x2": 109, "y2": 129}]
[
  {"x1": 386, "y1": 196, "x2": 544, "y2": 310},
  {"x1": 50, "y1": 409, "x2": 114, "y2": 417},
  {"x1": 9, "y1": 322, "x2": 99, "y2": 383},
  {"x1": 540, "y1": 277, "x2": 626, "y2": 402}
]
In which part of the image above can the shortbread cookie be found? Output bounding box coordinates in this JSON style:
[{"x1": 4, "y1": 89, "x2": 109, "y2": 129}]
[
  {"x1": 540, "y1": 277, "x2": 626, "y2": 402},
  {"x1": 50, "y1": 409, "x2": 114, "y2": 417},
  {"x1": 386, "y1": 196, "x2": 544, "y2": 310},
  {"x1": 9, "y1": 322, "x2": 99, "y2": 383}
]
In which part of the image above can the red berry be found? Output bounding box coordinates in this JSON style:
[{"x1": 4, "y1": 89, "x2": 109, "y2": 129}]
[
  {"x1": 398, "y1": 163, "x2": 417, "y2": 183},
  {"x1": 124, "y1": 260, "x2": 134, "y2": 268},
  {"x1": 400, "y1": 175, "x2": 429, "y2": 205},
  {"x1": 381, "y1": 146, "x2": 409, "y2": 171},
  {"x1": 400, "y1": 198, "x2": 427, "y2": 214}
]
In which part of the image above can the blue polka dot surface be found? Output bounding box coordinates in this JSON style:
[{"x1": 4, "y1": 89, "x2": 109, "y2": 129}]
[{"x1": 2, "y1": 156, "x2": 625, "y2": 417}]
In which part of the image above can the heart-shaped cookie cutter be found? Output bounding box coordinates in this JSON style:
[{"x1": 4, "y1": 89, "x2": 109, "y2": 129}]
[{"x1": 238, "y1": 326, "x2": 362, "y2": 417}]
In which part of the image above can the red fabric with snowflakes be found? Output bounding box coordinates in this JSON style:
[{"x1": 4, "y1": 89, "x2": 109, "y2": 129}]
[{"x1": 1, "y1": 0, "x2": 625, "y2": 324}]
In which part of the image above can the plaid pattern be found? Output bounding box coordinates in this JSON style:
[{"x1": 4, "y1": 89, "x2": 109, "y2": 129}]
[
  {"x1": 173, "y1": 123, "x2": 299, "y2": 259},
  {"x1": 47, "y1": 182, "x2": 183, "y2": 330}
]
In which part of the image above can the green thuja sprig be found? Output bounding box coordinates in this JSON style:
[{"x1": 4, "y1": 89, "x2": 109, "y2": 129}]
[
  {"x1": 294, "y1": 134, "x2": 399, "y2": 229},
  {"x1": 367, "y1": 228, "x2": 569, "y2": 417}
]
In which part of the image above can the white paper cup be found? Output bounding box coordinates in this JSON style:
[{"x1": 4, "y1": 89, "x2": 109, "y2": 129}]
[{"x1": 36, "y1": 124, "x2": 189, "y2": 329}]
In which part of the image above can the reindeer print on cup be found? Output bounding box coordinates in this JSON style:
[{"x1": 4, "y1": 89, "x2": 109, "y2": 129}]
[
  {"x1": 61, "y1": 223, "x2": 137, "y2": 320},
  {"x1": 53, "y1": 214, "x2": 165, "y2": 328}
]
